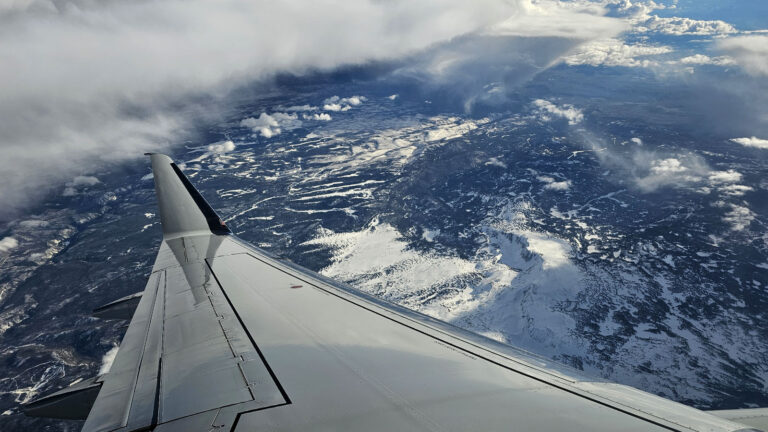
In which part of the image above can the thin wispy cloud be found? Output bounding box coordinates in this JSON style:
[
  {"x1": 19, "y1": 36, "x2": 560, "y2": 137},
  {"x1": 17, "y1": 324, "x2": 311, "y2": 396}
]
[{"x1": 718, "y1": 36, "x2": 768, "y2": 77}]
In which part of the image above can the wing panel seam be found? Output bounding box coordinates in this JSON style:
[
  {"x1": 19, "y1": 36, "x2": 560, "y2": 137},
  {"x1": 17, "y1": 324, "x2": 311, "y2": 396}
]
[
  {"x1": 204, "y1": 259, "x2": 292, "y2": 406},
  {"x1": 123, "y1": 270, "x2": 163, "y2": 429}
]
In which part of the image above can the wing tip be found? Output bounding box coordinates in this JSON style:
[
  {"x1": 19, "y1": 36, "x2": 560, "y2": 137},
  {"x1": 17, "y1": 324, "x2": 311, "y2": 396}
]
[{"x1": 150, "y1": 154, "x2": 231, "y2": 238}]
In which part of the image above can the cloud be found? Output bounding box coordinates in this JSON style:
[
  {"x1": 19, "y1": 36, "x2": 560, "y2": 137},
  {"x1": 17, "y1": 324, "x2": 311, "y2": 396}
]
[
  {"x1": 0, "y1": 0, "x2": 517, "y2": 219},
  {"x1": 98, "y1": 345, "x2": 119, "y2": 375},
  {"x1": 303, "y1": 113, "x2": 332, "y2": 121},
  {"x1": 485, "y1": 157, "x2": 507, "y2": 168},
  {"x1": 241, "y1": 113, "x2": 280, "y2": 138},
  {"x1": 270, "y1": 112, "x2": 302, "y2": 129},
  {"x1": 722, "y1": 204, "x2": 755, "y2": 231},
  {"x1": 389, "y1": 0, "x2": 628, "y2": 111},
  {"x1": 0, "y1": 237, "x2": 19, "y2": 253},
  {"x1": 633, "y1": 156, "x2": 712, "y2": 192},
  {"x1": 322, "y1": 104, "x2": 348, "y2": 112},
  {"x1": 536, "y1": 175, "x2": 572, "y2": 191},
  {"x1": 544, "y1": 180, "x2": 572, "y2": 191},
  {"x1": 707, "y1": 169, "x2": 742, "y2": 184},
  {"x1": 486, "y1": 0, "x2": 628, "y2": 40},
  {"x1": 283, "y1": 105, "x2": 316, "y2": 112},
  {"x1": 603, "y1": 0, "x2": 666, "y2": 18},
  {"x1": 18, "y1": 219, "x2": 48, "y2": 228},
  {"x1": 207, "y1": 140, "x2": 235, "y2": 154},
  {"x1": 731, "y1": 136, "x2": 768, "y2": 149},
  {"x1": 185, "y1": 139, "x2": 237, "y2": 164},
  {"x1": 556, "y1": 4, "x2": 744, "y2": 73},
  {"x1": 718, "y1": 36, "x2": 768, "y2": 77},
  {"x1": 593, "y1": 144, "x2": 751, "y2": 198},
  {"x1": 678, "y1": 54, "x2": 736, "y2": 66},
  {"x1": 240, "y1": 112, "x2": 301, "y2": 138},
  {"x1": 601, "y1": 1, "x2": 737, "y2": 36},
  {"x1": 62, "y1": 175, "x2": 101, "y2": 196},
  {"x1": 719, "y1": 184, "x2": 753, "y2": 197},
  {"x1": 532, "y1": 99, "x2": 584, "y2": 125},
  {"x1": 635, "y1": 16, "x2": 737, "y2": 36},
  {"x1": 322, "y1": 95, "x2": 367, "y2": 112},
  {"x1": 71, "y1": 176, "x2": 100, "y2": 187},
  {"x1": 563, "y1": 38, "x2": 672, "y2": 68},
  {"x1": 5, "y1": 0, "x2": 719, "y2": 217},
  {"x1": 651, "y1": 158, "x2": 687, "y2": 174}
]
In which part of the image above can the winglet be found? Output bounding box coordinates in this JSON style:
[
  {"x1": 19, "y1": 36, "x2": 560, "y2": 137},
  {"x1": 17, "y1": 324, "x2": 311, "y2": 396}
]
[{"x1": 149, "y1": 154, "x2": 231, "y2": 238}]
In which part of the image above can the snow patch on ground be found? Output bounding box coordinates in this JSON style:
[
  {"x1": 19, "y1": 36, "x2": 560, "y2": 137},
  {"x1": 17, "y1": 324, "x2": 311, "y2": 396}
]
[
  {"x1": 0, "y1": 363, "x2": 64, "y2": 405},
  {"x1": 304, "y1": 209, "x2": 585, "y2": 358}
]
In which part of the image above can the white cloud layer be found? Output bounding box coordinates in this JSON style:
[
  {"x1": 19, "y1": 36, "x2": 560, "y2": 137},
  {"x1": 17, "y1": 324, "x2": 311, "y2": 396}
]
[
  {"x1": 731, "y1": 136, "x2": 768, "y2": 149},
  {"x1": 0, "y1": 0, "x2": 518, "y2": 218},
  {"x1": 486, "y1": 0, "x2": 627, "y2": 40},
  {"x1": 0, "y1": 0, "x2": 658, "y2": 216}
]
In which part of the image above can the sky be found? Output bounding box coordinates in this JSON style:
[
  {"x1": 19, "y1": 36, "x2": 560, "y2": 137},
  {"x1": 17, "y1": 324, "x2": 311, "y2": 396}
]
[{"x1": 0, "y1": 0, "x2": 766, "y2": 220}]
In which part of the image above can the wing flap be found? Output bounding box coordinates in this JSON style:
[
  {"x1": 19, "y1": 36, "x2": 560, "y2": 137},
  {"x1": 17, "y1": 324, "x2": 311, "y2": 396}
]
[
  {"x1": 82, "y1": 236, "x2": 287, "y2": 432},
  {"x1": 82, "y1": 271, "x2": 164, "y2": 431}
]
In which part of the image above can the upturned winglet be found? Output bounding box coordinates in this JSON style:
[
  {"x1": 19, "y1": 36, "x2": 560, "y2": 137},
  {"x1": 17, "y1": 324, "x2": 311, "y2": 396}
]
[{"x1": 149, "y1": 153, "x2": 231, "y2": 238}]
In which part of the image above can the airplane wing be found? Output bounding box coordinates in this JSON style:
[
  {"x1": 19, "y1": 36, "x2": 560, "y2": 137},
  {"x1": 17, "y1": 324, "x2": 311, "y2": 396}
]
[{"x1": 23, "y1": 154, "x2": 764, "y2": 431}]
